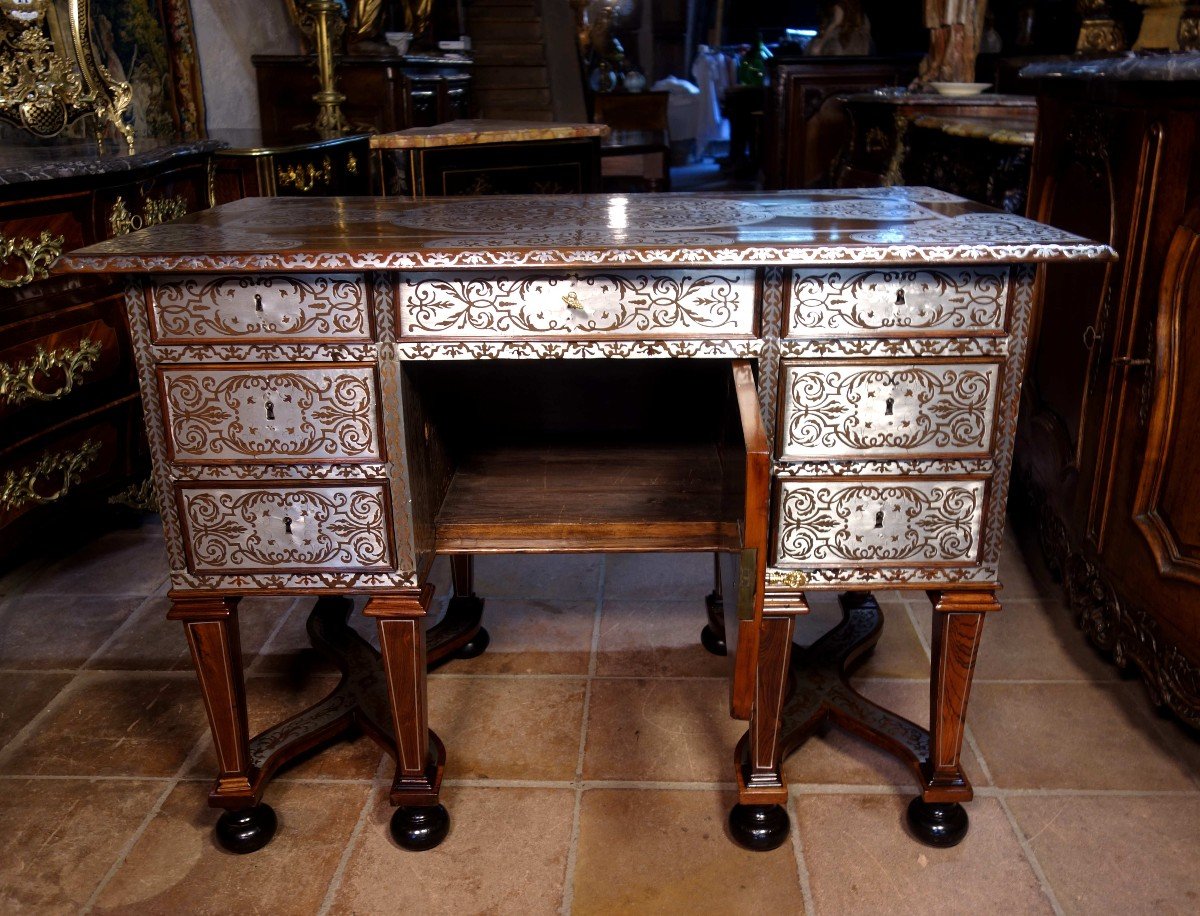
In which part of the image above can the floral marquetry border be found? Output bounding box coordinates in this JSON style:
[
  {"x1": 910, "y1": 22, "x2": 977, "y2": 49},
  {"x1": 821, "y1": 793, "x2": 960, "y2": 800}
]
[{"x1": 393, "y1": 339, "x2": 763, "y2": 360}]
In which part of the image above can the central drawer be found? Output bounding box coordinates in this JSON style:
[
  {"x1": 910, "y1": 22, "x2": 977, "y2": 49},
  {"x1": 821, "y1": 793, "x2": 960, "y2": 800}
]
[{"x1": 396, "y1": 269, "x2": 756, "y2": 339}]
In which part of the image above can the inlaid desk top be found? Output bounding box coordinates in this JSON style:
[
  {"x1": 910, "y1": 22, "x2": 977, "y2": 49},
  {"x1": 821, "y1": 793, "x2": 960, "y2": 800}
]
[{"x1": 60, "y1": 189, "x2": 1113, "y2": 273}]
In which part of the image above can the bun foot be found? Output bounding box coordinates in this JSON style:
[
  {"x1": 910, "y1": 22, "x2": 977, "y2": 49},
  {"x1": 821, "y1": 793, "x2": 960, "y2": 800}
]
[
  {"x1": 729, "y1": 803, "x2": 790, "y2": 851},
  {"x1": 906, "y1": 797, "x2": 969, "y2": 848},
  {"x1": 215, "y1": 803, "x2": 277, "y2": 854},
  {"x1": 700, "y1": 623, "x2": 727, "y2": 656},
  {"x1": 455, "y1": 627, "x2": 490, "y2": 660},
  {"x1": 390, "y1": 803, "x2": 450, "y2": 851}
]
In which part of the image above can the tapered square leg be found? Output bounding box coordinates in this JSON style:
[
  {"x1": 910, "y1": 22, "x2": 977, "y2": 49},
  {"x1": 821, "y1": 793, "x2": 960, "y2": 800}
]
[
  {"x1": 364, "y1": 587, "x2": 449, "y2": 850},
  {"x1": 907, "y1": 588, "x2": 999, "y2": 847},
  {"x1": 169, "y1": 594, "x2": 277, "y2": 853}
]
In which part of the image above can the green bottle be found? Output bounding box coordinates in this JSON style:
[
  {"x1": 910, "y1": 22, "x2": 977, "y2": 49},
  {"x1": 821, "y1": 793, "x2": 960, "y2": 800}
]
[{"x1": 736, "y1": 34, "x2": 772, "y2": 87}]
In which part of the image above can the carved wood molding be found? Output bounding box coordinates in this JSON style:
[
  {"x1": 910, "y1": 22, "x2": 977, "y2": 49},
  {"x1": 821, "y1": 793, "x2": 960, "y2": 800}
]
[{"x1": 1012, "y1": 468, "x2": 1200, "y2": 728}]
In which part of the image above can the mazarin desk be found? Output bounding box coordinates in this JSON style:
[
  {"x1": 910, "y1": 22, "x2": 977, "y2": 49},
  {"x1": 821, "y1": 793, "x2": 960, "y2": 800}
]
[{"x1": 58, "y1": 190, "x2": 1112, "y2": 854}]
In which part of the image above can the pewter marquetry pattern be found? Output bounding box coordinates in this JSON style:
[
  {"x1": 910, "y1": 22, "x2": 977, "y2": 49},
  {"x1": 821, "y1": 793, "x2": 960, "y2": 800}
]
[
  {"x1": 151, "y1": 274, "x2": 370, "y2": 342},
  {"x1": 123, "y1": 282, "x2": 187, "y2": 572},
  {"x1": 178, "y1": 485, "x2": 394, "y2": 574},
  {"x1": 778, "y1": 362, "x2": 1000, "y2": 460},
  {"x1": 170, "y1": 568, "x2": 419, "y2": 591},
  {"x1": 788, "y1": 267, "x2": 1009, "y2": 337},
  {"x1": 773, "y1": 458, "x2": 993, "y2": 478},
  {"x1": 774, "y1": 479, "x2": 985, "y2": 568},
  {"x1": 758, "y1": 267, "x2": 786, "y2": 451},
  {"x1": 979, "y1": 263, "x2": 1036, "y2": 566},
  {"x1": 397, "y1": 270, "x2": 755, "y2": 338},
  {"x1": 171, "y1": 463, "x2": 391, "y2": 481},
  {"x1": 780, "y1": 337, "x2": 1007, "y2": 360},
  {"x1": 153, "y1": 344, "x2": 379, "y2": 365},
  {"x1": 161, "y1": 367, "x2": 380, "y2": 462},
  {"x1": 771, "y1": 564, "x2": 996, "y2": 588},
  {"x1": 394, "y1": 339, "x2": 762, "y2": 360}
]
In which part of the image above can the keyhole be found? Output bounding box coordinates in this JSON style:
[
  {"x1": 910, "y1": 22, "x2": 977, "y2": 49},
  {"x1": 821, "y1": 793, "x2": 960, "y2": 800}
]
[
  {"x1": 884, "y1": 396, "x2": 894, "y2": 416},
  {"x1": 895, "y1": 289, "x2": 905, "y2": 306},
  {"x1": 254, "y1": 293, "x2": 264, "y2": 312},
  {"x1": 283, "y1": 515, "x2": 293, "y2": 535},
  {"x1": 874, "y1": 510, "x2": 884, "y2": 529},
  {"x1": 266, "y1": 400, "x2": 275, "y2": 421}
]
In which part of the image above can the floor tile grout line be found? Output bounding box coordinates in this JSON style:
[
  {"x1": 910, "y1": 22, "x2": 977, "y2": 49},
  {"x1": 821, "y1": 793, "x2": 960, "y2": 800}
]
[
  {"x1": 78, "y1": 583, "x2": 172, "y2": 672},
  {"x1": 0, "y1": 666, "x2": 93, "y2": 769},
  {"x1": 317, "y1": 784, "x2": 381, "y2": 916},
  {"x1": 80, "y1": 732, "x2": 211, "y2": 914},
  {"x1": 786, "y1": 793, "x2": 817, "y2": 916},
  {"x1": 559, "y1": 558, "x2": 607, "y2": 916},
  {"x1": 996, "y1": 794, "x2": 1066, "y2": 916},
  {"x1": 964, "y1": 724, "x2": 996, "y2": 787}
]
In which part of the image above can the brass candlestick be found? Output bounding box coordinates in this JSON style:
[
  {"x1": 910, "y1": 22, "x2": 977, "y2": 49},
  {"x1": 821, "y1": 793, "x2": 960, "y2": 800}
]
[{"x1": 303, "y1": 0, "x2": 349, "y2": 133}]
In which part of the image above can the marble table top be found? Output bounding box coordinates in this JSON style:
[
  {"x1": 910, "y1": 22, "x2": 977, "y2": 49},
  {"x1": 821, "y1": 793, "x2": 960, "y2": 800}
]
[
  {"x1": 371, "y1": 120, "x2": 610, "y2": 149},
  {"x1": 58, "y1": 188, "x2": 1116, "y2": 274},
  {"x1": 1020, "y1": 51, "x2": 1200, "y2": 82},
  {"x1": 0, "y1": 139, "x2": 224, "y2": 188}
]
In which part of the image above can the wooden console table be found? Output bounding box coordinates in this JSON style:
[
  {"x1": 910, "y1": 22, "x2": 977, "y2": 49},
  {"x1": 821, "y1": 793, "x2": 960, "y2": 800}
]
[{"x1": 59, "y1": 190, "x2": 1110, "y2": 854}]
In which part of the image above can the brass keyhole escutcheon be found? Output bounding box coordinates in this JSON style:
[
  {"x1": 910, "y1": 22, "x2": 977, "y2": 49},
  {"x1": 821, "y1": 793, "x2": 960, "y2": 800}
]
[
  {"x1": 283, "y1": 515, "x2": 293, "y2": 534},
  {"x1": 874, "y1": 510, "x2": 884, "y2": 529},
  {"x1": 266, "y1": 401, "x2": 275, "y2": 421},
  {"x1": 562, "y1": 291, "x2": 583, "y2": 310},
  {"x1": 884, "y1": 396, "x2": 895, "y2": 416},
  {"x1": 254, "y1": 293, "x2": 264, "y2": 312},
  {"x1": 895, "y1": 289, "x2": 906, "y2": 306}
]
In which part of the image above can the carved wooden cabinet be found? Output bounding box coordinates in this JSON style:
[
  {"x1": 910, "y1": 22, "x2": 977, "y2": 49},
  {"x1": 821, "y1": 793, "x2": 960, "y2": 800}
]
[
  {"x1": 763, "y1": 57, "x2": 917, "y2": 190},
  {"x1": 60, "y1": 190, "x2": 1107, "y2": 854},
  {"x1": 1016, "y1": 58, "x2": 1200, "y2": 727},
  {"x1": 0, "y1": 141, "x2": 217, "y2": 561},
  {"x1": 209, "y1": 130, "x2": 372, "y2": 204}
]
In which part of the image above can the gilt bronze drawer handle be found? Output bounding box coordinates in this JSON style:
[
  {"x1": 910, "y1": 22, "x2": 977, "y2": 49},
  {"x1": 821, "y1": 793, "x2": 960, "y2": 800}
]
[
  {"x1": 0, "y1": 438, "x2": 101, "y2": 512},
  {"x1": 562, "y1": 291, "x2": 584, "y2": 310},
  {"x1": 346, "y1": 152, "x2": 359, "y2": 175},
  {"x1": 109, "y1": 193, "x2": 188, "y2": 236},
  {"x1": 0, "y1": 230, "x2": 65, "y2": 289},
  {"x1": 0, "y1": 336, "x2": 102, "y2": 406},
  {"x1": 277, "y1": 156, "x2": 333, "y2": 192},
  {"x1": 765, "y1": 569, "x2": 809, "y2": 588}
]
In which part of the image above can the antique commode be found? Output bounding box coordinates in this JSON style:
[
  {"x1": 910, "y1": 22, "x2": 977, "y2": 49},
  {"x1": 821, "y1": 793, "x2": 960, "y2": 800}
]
[{"x1": 59, "y1": 190, "x2": 1112, "y2": 854}]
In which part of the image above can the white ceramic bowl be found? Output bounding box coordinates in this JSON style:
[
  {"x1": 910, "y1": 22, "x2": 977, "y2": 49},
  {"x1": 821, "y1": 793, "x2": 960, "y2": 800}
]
[{"x1": 929, "y1": 82, "x2": 992, "y2": 97}]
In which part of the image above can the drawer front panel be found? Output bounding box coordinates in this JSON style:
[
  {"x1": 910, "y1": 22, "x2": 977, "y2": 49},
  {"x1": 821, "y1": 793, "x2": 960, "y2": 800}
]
[
  {"x1": 149, "y1": 274, "x2": 370, "y2": 342},
  {"x1": 177, "y1": 483, "x2": 394, "y2": 574},
  {"x1": 160, "y1": 365, "x2": 381, "y2": 463},
  {"x1": 777, "y1": 361, "x2": 1001, "y2": 460},
  {"x1": 397, "y1": 269, "x2": 756, "y2": 339},
  {"x1": 788, "y1": 267, "x2": 1009, "y2": 337},
  {"x1": 773, "y1": 479, "x2": 986, "y2": 568}
]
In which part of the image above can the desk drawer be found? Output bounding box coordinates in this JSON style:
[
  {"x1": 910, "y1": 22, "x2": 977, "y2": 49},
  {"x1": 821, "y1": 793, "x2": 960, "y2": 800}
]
[
  {"x1": 772, "y1": 478, "x2": 986, "y2": 569},
  {"x1": 397, "y1": 269, "x2": 755, "y2": 339},
  {"x1": 149, "y1": 274, "x2": 371, "y2": 343},
  {"x1": 159, "y1": 364, "x2": 381, "y2": 463},
  {"x1": 776, "y1": 360, "x2": 1001, "y2": 461},
  {"x1": 787, "y1": 267, "x2": 1010, "y2": 338},
  {"x1": 177, "y1": 482, "x2": 394, "y2": 575}
]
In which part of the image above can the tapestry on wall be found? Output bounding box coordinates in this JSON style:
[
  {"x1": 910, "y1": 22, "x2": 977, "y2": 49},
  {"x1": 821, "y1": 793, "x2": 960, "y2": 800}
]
[{"x1": 78, "y1": 0, "x2": 207, "y2": 140}]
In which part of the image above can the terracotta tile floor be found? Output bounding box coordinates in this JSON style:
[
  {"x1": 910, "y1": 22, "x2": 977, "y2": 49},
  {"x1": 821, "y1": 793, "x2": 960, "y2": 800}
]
[{"x1": 1, "y1": 519, "x2": 1198, "y2": 914}]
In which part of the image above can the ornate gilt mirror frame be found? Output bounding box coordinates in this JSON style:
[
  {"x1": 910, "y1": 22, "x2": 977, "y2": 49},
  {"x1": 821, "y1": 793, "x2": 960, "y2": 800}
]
[{"x1": 0, "y1": 0, "x2": 134, "y2": 152}]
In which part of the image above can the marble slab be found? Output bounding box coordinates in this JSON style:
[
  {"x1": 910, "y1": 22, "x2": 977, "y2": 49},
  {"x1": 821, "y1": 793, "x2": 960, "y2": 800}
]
[
  {"x1": 371, "y1": 119, "x2": 610, "y2": 149},
  {"x1": 1019, "y1": 51, "x2": 1200, "y2": 82},
  {"x1": 0, "y1": 140, "x2": 225, "y2": 188},
  {"x1": 57, "y1": 188, "x2": 1116, "y2": 273}
]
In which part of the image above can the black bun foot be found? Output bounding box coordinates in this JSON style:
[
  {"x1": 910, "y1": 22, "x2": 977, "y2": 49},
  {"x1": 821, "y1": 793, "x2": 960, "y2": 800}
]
[
  {"x1": 215, "y1": 803, "x2": 277, "y2": 854},
  {"x1": 390, "y1": 803, "x2": 450, "y2": 851},
  {"x1": 455, "y1": 627, "x2": 490, "y2": 660},
  {"x1": 906, "y1": 797, "x2": 969, "y2": 848},
  {"x1": 728, "y1": 803, "x2": 790, "y2": 851},
  {"x1": 700, "y1": 623, "x2": 728, "y2": 656}
]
